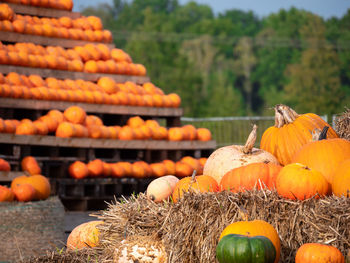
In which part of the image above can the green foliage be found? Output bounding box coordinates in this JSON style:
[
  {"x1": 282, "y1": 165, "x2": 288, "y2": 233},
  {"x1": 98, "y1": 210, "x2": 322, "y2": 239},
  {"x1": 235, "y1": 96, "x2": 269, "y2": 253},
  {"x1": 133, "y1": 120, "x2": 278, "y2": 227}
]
[{"x1": 81, "y1": 2, "x2": 350, "y2": 117}]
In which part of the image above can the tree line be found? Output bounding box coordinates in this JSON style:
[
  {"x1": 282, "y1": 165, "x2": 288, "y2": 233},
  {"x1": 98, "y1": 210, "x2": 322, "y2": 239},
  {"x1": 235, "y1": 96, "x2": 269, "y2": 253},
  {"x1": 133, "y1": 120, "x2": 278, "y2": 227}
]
[{"x1": 82, "y1": 0, "x2": 350, "y2": 117}]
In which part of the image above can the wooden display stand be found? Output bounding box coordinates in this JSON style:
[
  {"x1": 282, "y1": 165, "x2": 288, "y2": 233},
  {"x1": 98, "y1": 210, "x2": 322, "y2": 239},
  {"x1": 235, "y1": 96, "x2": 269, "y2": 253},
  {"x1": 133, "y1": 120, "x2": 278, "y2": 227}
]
[{"x1": 0, "y1": 3, "x2": 217, "y2": 211}]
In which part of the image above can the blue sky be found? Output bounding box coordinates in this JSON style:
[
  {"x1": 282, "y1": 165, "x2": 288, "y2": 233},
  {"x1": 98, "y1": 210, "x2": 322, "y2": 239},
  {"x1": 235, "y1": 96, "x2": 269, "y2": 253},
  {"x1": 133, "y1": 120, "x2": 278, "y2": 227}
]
[{"x1": 73, "y1": 0, "x2": 350, "y2": 19}]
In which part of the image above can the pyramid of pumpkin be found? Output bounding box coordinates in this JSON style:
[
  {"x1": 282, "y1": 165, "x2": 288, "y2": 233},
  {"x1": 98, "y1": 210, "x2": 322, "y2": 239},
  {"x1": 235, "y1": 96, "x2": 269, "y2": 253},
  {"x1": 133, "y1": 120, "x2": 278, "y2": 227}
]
[
  {"x1": 1, "y1": 0, "x2": 74, "y2": 11},
  {"x1": 0, "y1": 108, "x2": 212, "y2": 142},
  {"x1": 0, "y1": 3, "x2": 112, "y2": 43},
  {"x1": 0, "y1": 72, "x2": 181, "y2": 107},
  {"x1": 0, "y1": 41, "x2": 146, "y2": 75}
]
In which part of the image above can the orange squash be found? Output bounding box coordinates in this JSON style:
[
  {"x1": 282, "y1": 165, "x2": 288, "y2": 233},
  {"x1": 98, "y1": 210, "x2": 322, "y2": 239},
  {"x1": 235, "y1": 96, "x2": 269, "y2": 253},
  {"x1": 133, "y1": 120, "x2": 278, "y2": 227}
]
[
  {"x1": 295, "y1": 243, "x2": 344, "y2": 263},
  {"x1": 12, "y1": 183, "x2": 36, "y2": 202},
  {"x1": 146, "y1": 175, "x2": 179, "y2": 202},
  {"x1": 332, "y1": 159, "x2": 350, "y2": 197},
  {"x1": 66, "y1": 220, "x2": 103, "y2": 250},
  {"x1": 21, "y1": 156, "x2": 41, "y2": 175},
  {"x1": 87, "y1": 159, "x2": 104, "y2": 177},
  {"x1": 0, "y1": 158, "x2": 10, "y2": 171},
  {"x1": 11, "y1": 174, "x2": 50, "y2": 200},
  {"x1": 0, "y1": 185, "x2": 14, "y2": 202},
  {"x1": 63, "y1": 106, "x2": 86, "y2": 124},
  {"x1": 172, "y1": 173, "x2": 219, "y2": 203},
  {"x1": 69, "y1": 161, "x2": 89, "y2": 179}
]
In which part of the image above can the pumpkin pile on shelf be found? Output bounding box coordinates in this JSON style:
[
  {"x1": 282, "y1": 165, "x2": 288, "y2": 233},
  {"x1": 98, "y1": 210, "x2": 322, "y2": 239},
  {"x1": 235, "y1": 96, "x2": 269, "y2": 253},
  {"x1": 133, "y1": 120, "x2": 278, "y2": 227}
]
[
  {"x1": 0, "y1": 156, "x2": 51, "y2": 202},
  {"x1": 0, "y1": 41, "x2": 146, "y2": 75},
  {"x1": 68, "y1": 156, "x2": 207, "y2": 180},
  {"x1": 1, "y1": 0, "x2": 74, "y2": 10},
  {"x1": 0, "y1": 107, "x2": 212, "y2": 141},
  {"x1": 0, "y1": 73, "x2": 181, "y2": 107}
]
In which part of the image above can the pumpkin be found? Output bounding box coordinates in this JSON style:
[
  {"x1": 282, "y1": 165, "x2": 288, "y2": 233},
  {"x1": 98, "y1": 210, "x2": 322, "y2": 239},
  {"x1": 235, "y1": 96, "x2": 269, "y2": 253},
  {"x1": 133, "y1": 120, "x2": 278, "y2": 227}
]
[
  {"x1": 69, "y1": 161, "x2": 89, "y2": 179},
  {"x1": 11, "y1": 174, "x2": 51, "y2": 200},
  {"x1": 220, "y1": 162, "x2": 283, "y2": 192},
  {"x1": 276, "y1": 163, "x2": 329, "y2": 200},
  {"x1": 332, "y1": 159, "x2": 350, "y2": 197},
  {"x1": 21, "y1": 156, "x2": 41, "y2": 175},
  {"x1": 0, "y1": 158, "x2": 10, "y2": 171},
  {"x1": 87, "y1": 159, "x2": 104, "y2": 177},
  {"x1": 172, "y1": 172, "x2": 219, "y2": 203},
  {"x1": 146, "y1": 175, "x2": 179, "y2": 202},
  {"x1": 0, "y1": 185, "x2": 14, "y2": 202},
  {"x1": 220, "y1": 219, "x2": 281, "y2": 263},
  {"x1": 12, "y1": 183, "x2": 36, "y2": 202},
  {"x1": 295, "y1": 243, "x2": 345, "y2": 263},
  {"x1": 292, "y1": 127, "x2": 350, "y2": 184},
  {"x1": 63, "y1": 106, "x2": 86, "y2": 124},
  {"x1": 260, "y1": 104, "x2": 338, "y2": 166},
  {"x1": 203, "y1": 125, "x2": 279, "y2": 184},
  {"x1": 66, "y1": 220, "x2": 103, "y2": 250},
  {"x1": 216, "y1": 234, "x2": 276, "y2": 263},
  {"x1": 150, "y1": 163, "x2": 167, "y2": 177}
]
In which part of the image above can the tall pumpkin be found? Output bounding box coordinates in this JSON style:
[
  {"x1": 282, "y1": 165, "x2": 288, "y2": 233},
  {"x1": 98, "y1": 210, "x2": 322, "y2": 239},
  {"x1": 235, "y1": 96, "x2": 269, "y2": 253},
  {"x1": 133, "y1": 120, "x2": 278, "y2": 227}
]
[
  {"x1": 204, "y1": 125, "x2": 279, "y2": 184},
  {"x1": 260, "y1": 104, "x2": 338, "y2": 166},
  {"x1": 292, "y1": 127, "x2": 350, "y2": 184}
]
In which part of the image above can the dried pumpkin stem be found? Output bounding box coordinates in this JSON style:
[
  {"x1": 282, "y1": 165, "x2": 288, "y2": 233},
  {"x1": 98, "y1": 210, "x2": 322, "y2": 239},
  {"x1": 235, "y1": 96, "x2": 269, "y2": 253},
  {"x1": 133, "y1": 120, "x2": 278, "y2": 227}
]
[
  {"x1": 243, "y1": 124, "x2": 257, "y2": 154},
  {"x1": 311, "y1": 126, "x2": 329, "y2": 141},
  {"x1": 275, "y1": 104, "x2": 300, "y2": 127},
  {"x1": 274, "y1": 108, "x2": 285, "y2": 128}
]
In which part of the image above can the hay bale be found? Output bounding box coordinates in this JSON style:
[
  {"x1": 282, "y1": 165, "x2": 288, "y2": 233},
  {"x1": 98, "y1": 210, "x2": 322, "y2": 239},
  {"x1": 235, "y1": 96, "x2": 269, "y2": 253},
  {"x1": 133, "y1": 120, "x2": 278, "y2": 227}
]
[
  {"x1": 0, "y1": 196, "x2": 66, "y2": 263},
  {"x1": 335, "y1": 107, "x2": 350, "y2": 140},
  {"x1": 23, "y1": 191, "x2": 350, "y2": 263},
  {"x1": 98, "y1": 191, "x2": 350, "y2": 263}
]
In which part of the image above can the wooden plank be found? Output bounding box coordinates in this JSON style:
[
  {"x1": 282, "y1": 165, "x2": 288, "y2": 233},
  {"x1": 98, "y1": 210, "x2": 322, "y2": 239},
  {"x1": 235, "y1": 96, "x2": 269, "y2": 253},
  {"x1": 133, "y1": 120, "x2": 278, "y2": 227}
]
[
  {"x1": 0, "y1": 65, "x2": 151, "y2": 84},
  {"x1": 0, "y1": 31, "x2": 115, "y2": 49},
  {"x1": 0, "y1": 171, "x2": 23, "y2": 182},
  {"x1": 7, "y1": 3, "x2": 81, "y2": 19},
  {"x1": 0, "y1": 98, "x2": 183, "y2": 117},
  {"x1": 0, "y1": 133, "x2": 217, "y2": 150}
]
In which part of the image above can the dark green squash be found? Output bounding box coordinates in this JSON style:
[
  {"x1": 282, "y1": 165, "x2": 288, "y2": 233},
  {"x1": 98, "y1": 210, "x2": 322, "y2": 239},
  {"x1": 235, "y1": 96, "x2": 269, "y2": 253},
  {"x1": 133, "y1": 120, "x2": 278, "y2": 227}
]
[{"x1": 216, "y1": 234, "x2": 276, "y2": 263}]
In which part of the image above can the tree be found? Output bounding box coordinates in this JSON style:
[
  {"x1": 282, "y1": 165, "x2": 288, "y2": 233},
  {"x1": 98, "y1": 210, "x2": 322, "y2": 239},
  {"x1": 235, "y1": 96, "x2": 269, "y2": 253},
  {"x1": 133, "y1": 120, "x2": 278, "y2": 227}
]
[{"x1": 284, "y1": 14, "x2": 344, "y2": 115}]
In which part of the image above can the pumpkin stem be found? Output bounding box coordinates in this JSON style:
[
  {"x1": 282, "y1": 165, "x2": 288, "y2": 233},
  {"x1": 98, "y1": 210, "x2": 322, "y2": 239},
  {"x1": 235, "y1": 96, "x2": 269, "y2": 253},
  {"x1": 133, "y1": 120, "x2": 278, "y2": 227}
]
[
  {"x1": 243, "y1": 124, "x2": 257, "y2": 154},
  {"x1": 274, "y1": 104, "x2": 299, "y2": 127},
  {"x1": 311, "y1": 126, "x2": 329, "y2": 141},
  {"x1": 191, "y1": 170, "x2": 197, "y2": 182}
]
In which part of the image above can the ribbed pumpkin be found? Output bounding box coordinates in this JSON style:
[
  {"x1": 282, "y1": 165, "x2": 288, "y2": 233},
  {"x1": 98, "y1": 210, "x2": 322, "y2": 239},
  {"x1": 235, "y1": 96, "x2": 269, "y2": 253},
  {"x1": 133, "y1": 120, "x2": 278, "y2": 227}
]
[
  {"x1": 295, "y1": 243, "x2": 345, "y2": 263},
  {"x1": 276, "y1": 163, "x2": 329, "y2": 200},
  {"x1": 216, "y1": 234, "x2": 276, "y2": 263},
  {"x1": 204, "y1": 125, "x2": 279, "y2": 184},
  {"x1": 220, "y1": 162, "x2": 283, "y2": 192},
  {"x1": 332, "y1": 159, "x2": 350, "y2": 197},
  {"x1": 172, "y1": 172, "x2": 219, "y2": 203},
  {"x1": 260, "y1": 104, "x2": 338, "y2": 166},
  {"x1": 292, "y1": 127, "x2": 350, "y2": 185},
  {"x1": 219, "y1": 219, "x2": 280, "y2": 263},
  {"x1": 66, "y1": 220, "x2": 103, "y2": 250}
]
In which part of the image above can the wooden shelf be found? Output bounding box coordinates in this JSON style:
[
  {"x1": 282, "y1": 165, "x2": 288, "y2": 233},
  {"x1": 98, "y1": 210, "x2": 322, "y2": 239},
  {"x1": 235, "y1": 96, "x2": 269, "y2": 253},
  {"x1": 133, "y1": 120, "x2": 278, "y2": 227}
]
[
  {"x1": 0, "y1": 65, "x2": 150, "y2": 84},
  {"x1": 0, "y1": 133, "x2": 217, "y2": 150},
  {"x1": 0, "y1": 31, "x2": 115, "y2": 49},
  {"x1": 0, "y1": 98, "x2": 183, "y2": 118},
  {"x1": 7, "y1": 3, "x2": 81, "y2": 19},
  {"x1": 0, "y1": 171, "x2": 23, "y2": 182}
]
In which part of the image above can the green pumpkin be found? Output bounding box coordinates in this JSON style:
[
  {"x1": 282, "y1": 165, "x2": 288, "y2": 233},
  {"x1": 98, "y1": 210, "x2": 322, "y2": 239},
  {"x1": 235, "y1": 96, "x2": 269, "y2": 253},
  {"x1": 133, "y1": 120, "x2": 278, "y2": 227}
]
[{"x1": 216, "y1": 234, "x2": 276, "y2": 263}]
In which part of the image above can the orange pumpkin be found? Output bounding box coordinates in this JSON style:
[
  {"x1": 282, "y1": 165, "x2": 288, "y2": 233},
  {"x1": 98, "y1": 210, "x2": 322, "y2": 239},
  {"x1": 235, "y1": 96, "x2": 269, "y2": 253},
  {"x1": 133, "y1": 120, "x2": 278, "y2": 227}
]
[
  {"x1": 168, "y1": 127, "x2": 183, "y2": 141},
  {"x1": 0, "y1": 158, "x2": 10, "y2": 171},
  {"x1": 63, "y1": 106, "x2": 86, "y2": 124},
  {"x1": 127, "y1": 116, "x2": 145, "y2": 128},
  {"x1": 175, "y1": 161, "x2": 193, "y2": 177},
  {"x1": 162, "y1": 159, "x2": 176, "y2": 175},
  {"x1": 12, "y1": 183, "x2": 36, "y2": 202},
  {"x1": 87, "y1": 159, "x2": 104, "y2": 177},
  {"x1": 220, "y1": 162, "x2": 283, "y2": 192},
  {"x1": 276, "y1": 163, "x2": 329, "y2": 200},
  {"x1": 0, "y1": 185, "x2": 14, "y2": 202},
  {"x1": 21, "y1": 156, "x2": 41, "y2": 175},
  {"x1": 66, "y1": 220, "x2": 103, "y2": 250},
  {"x1": 196, "y1": 128, "x2": 212, "y2": 141},
  {"x1": 260, "y1": 104, "x2": 338, "y2": 166},
  {"x1": 292, "y1": 128, "x2": 350, "y2": 185},
  {"x1": 295, "y1": 243, "x2": 345, "y2": 263},
  {"x1": 220, "y1": 219, "x2": 281, "y2": 263},
  {"x1": 69, "y1": 161, "x2": 89, "y2": 179},
  {"x1": 150, "y1": 162, "x2": 167, "y2": 178},
  {"x1": 110, "y1": 163, "x2": 126, "y2": 178},
  {"x1": 172, "y1": 173, "x2": 219, "y2": 203},
  {"x1": 11, "y1": 174, "x2": 50, "y2": 200},
  {"x1": 332, "y1": 159, "x2": 350, "y2": 197},
  {"x1": 56, "y1": 121, "x2": 76, "y2": 138}
]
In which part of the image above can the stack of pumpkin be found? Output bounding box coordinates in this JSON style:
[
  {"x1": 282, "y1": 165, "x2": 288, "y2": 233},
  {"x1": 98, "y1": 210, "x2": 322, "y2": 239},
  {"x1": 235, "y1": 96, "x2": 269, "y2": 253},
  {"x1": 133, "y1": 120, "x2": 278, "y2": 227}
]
[
  {"x1": 0, "y1": 107, "x2": 212, "y2": 142},
  {"x1": 0, "y1": 156, "x2": 51, "y2": 202},
  {"x1": 0, "y1": 73, "x2": 182, "y2": 108},
  {"x1": 69, "y1": 156, "x2": 207, "y2": 180},
  {"x1": 1, "y1": 0, "x2": 74, "y2": 10},
  {"x1": 0, "y1": 41, "x2": 146, "y2": 75}
]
